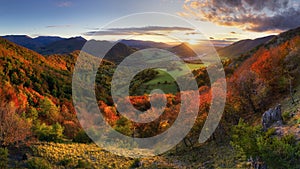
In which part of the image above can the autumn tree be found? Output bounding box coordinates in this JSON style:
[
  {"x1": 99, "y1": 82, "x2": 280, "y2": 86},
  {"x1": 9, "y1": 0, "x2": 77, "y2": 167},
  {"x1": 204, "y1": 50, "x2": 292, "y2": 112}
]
[
  {"x1": 0, "y1": 91, "x2": 31, "y2": 146},
  {"x1": 233, "y1": 70, "x2": 268, "y2": 113}
]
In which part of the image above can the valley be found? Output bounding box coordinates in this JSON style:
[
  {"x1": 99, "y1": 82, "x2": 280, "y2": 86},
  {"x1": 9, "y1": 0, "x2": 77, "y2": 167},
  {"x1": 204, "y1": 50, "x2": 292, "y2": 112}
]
[{"x1": 1, "y1": 25, "x2": 300, "y2": 168}]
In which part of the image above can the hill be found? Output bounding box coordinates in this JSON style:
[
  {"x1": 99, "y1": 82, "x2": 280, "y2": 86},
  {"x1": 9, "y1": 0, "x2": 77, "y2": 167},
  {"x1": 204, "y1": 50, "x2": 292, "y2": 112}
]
[
  {"x1": 103, "y1": 42, "x2": 137, "y2": 64},
  {"x1": 2, "y1": 35, "x2": 86, "y2": 55},
  {"x1": 2, "y1": 35, "x2": 43, "y2": 51},
  {"x1": 169, "y1": 42, "x2": 197, "y2": 58},
  {"x1": 0, "y1": 36, "x2": 115, "y2": 140},
  {"x1": 217, "y1": 35, "x2": 275, "y2": 59},
  {"x1": 33, "y1": 36, "x2": 65, "y2": 46},
  {"x1": 2, "y1": 35, "x2": 65, "y2": 52},
  {"x1": 38, "y1": 36, "x2": 87, "y2": 55}
]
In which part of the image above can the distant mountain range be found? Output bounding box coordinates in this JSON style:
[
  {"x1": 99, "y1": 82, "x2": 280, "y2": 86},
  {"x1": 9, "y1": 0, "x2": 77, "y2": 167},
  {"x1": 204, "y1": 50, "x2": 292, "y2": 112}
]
[
  {"x1": 2, "y1": 34, "x2": 277, "y2": 64},
  {"x1": 119, "y1": 39, "x2": 172, "y2": 49},
  {"x1": 2, "y1": 35, "x2": 65, "y2": 53},
  {"x1": 103, "y1": 42, "x2": 201, "y2": 64},
  {"x1": 2, "y1": 35, "x2": 86, "y2": 55},
  {"x1": 38, "y1": 36, "x2": 86, "y2": 55},
  {"x1": 1, "y1": 36, "x2": 174, "y2": 57}
]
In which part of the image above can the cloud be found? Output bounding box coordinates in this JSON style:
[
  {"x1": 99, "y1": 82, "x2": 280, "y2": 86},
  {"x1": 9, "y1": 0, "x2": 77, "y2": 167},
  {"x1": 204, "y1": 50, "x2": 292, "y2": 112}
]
[
  {"x1": 198, "y1": 39, "x2": 234, "y2": 46},
  {"x1": 224, "y1": 38, "x2": 239, "y2": 41},
  {"x1": 84, "y1": 26, "x2": 194, "y2": 36},
  {"x1": 85, "y1": 27, "x2": 100, "y2": 31},
  {"x1": 46, "y1": 25, "x2": 71, "y2": 28},
  {"x1": 185, "y1": 32, "x2": 200, "y2": 35},
  {"x1": 180, "y1": 0, "x2": 300, "y2": 32},
  {"x1": 57, "y1": 1, "x2": 72, "y2": 7}
]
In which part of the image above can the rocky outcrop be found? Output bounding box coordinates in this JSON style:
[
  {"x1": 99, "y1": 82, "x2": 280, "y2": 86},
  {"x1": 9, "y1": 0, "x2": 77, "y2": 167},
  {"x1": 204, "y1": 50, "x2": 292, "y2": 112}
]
[{"x1": 262, "y1": 105, "x2": 283, "y2": 131}]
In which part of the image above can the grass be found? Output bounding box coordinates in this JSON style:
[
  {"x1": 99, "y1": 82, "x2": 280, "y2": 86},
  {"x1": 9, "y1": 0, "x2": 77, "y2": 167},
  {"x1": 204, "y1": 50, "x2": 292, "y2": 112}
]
[
  {"x1": 31, "y1": 142, "x2": 134, "y2": 169},
  {"x1": 134, "y1": 63, "x2": 204, "y2": 95},
  {"x1": 30, "y1": 142, "x2": 186, "y2": 168},
  {"x1": 186, "y1": 63, "x2": 206, "y2": 70},
  {"x1": 29, "y1": 140, "x2": 243, "y2": 169}
]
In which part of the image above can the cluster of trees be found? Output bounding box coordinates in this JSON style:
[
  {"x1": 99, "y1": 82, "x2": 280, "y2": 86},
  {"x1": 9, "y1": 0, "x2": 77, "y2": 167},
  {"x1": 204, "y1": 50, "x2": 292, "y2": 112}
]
[
  {"x1": 129, "y1": 68, "x2": 159, "y2": 95},
  {"x1": 0, "y1": 38, "x2": 83, "y2": 148}
]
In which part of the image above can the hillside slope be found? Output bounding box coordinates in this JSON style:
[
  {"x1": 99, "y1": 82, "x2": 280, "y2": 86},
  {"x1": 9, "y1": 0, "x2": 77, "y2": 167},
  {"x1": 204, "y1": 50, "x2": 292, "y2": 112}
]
[
  {"x1": 169, "y1": 42, "x2": 197, "y2": 58},
  {"x1": 218, "y1": 35, "x2": 275, "y2": 59}
]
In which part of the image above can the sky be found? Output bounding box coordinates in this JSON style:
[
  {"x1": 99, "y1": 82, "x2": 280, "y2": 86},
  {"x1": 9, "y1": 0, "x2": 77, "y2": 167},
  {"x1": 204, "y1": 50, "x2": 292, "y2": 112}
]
[{"x1": 1, "y1": 0, "x2": 300, "y2": 45}]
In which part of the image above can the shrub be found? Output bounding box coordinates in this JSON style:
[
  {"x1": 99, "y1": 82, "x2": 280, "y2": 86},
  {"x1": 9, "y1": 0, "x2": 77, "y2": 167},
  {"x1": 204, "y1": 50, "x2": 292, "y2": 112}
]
[
  {"x1": 0, "y1": 148, "x2": 8, "y2": 168},
  {"x1": 26, "y1": 107, "x2": 39, "y2": 121},
  {"x1": 76, "y1": 160, "x2": 93, "y2": 169},
  {"x1": 59, "y1": 157, "x2": 73, "y2": 167},
  {"x1": 27, "y1": 157, "x2": 52, "y2": 169},
  {"x1": 282, "y1": 111, "x2": 291, "y2": 122},
  {"x1": 258, "y1": 134, "x2": 300, "y2": 169},
  {"x1": 34, "y1": 122, "x2": 64, "y2": 142},
  {"x1": 73, "y1": 130, "x2": 92, "y2": 144},
  {"x1": 130, "y1": 158, "x2": 141, "y2": 168},
  {"x1": 114, "y1": 117, "x2": 133, "y2": 136},
  {"x1": 231, "y1": 119, "x2": 300, "y2": 169}
]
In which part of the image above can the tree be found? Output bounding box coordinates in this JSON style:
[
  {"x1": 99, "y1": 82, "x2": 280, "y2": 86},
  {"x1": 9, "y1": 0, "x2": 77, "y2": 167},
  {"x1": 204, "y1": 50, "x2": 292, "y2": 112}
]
[
  {"x1": 39, "y1": 97, "x2": 60, "y2": 123},
  {"x1": 233, "y1": 70, "x2": 268, "y2": 113},
  {"x1": 34, "y1": 122, "x2": 64, "y2": 142},
  {"x1": 0, "y1": 100, "x2": 32, "y2": 146},
  {"x1": 73, "y1": 130, "x2": 93, "y2": 143}
]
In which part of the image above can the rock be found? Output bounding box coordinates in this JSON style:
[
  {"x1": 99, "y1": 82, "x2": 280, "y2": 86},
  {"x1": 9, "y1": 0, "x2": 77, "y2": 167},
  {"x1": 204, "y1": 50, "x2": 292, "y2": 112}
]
[{"x1": 262, "y1": 104, "x2": 283, "y2": 131}]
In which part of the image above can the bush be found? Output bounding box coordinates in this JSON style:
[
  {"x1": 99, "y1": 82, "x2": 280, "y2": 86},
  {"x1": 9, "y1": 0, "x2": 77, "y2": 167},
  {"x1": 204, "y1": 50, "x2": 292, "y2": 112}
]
[
  {"x1": 59, "y1": 157, "x2": 73, "y2": 167},
  {"x1": 27, "y1": 157, "x2": 52, "y2": 169},
  {"x1": 258, "y1": 134, "x2": 300, "y2": 169},
  {"x1": 73, "y1": 130, "x2": 92, "y2": 144},
  {"x1": 130, "y1": 158, "x2": 141, "y2": 168},
  {"x1": 0, "y1": 148, "x2": 8, "y2": 168},
  {"x1": 76, "y1": 160, "x2": 93, "y2": 169},
  {"x1": 282, "y1": 111, "x2": 291, "y2": 122},
  {"x1": 34, "y1": 122, "x2": 64, "y2": 142},
  {"x1": 231, "y1": 119, "x2": 300, "y2": 169}
]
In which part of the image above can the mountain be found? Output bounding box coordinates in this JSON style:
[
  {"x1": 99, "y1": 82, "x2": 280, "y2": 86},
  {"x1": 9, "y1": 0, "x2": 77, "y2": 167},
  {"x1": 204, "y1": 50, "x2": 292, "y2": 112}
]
[
  {"x1": 0, "y1": 36, "x2": 72, "y2": 98},
  {"x1": 33, "y1": 36, "x2": 65, "y2": 46},
  {"x1": 81, "y1": 40, "x2": 114, "y2": 57},
  {"x1": 2, "y1": 35, "x2": 42, "y2": 51},
  {"x1": 2, "y1": 35, "x2": 86, "y2": 55},
  {"x1": 120, "y1": 39, "x2": 172, "y2": 49},
  {"x1": 103, "y1": 42, "x2": 137, "y2": 64},
  {"x1": 38, "y1": 36, "x2": 87, "y2": 55},
  {"x1": 217, "y1": 35, "x2": 275, "y2": 59},
  {"x1": 0, "y1": 36, "x2": 115, "y2": 139},
  {"x1": 169, "y1": 42, "x2": 197, "y2": 58},
  {"x1": 2, "y1": 35, "x2": 65, "y2": 52}
]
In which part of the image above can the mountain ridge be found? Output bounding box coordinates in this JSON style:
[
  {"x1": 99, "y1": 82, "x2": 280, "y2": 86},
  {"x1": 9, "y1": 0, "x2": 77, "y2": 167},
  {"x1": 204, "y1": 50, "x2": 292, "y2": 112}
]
[{"x1": 217, "y1": 35, "x2": 275, "y2": 59}]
